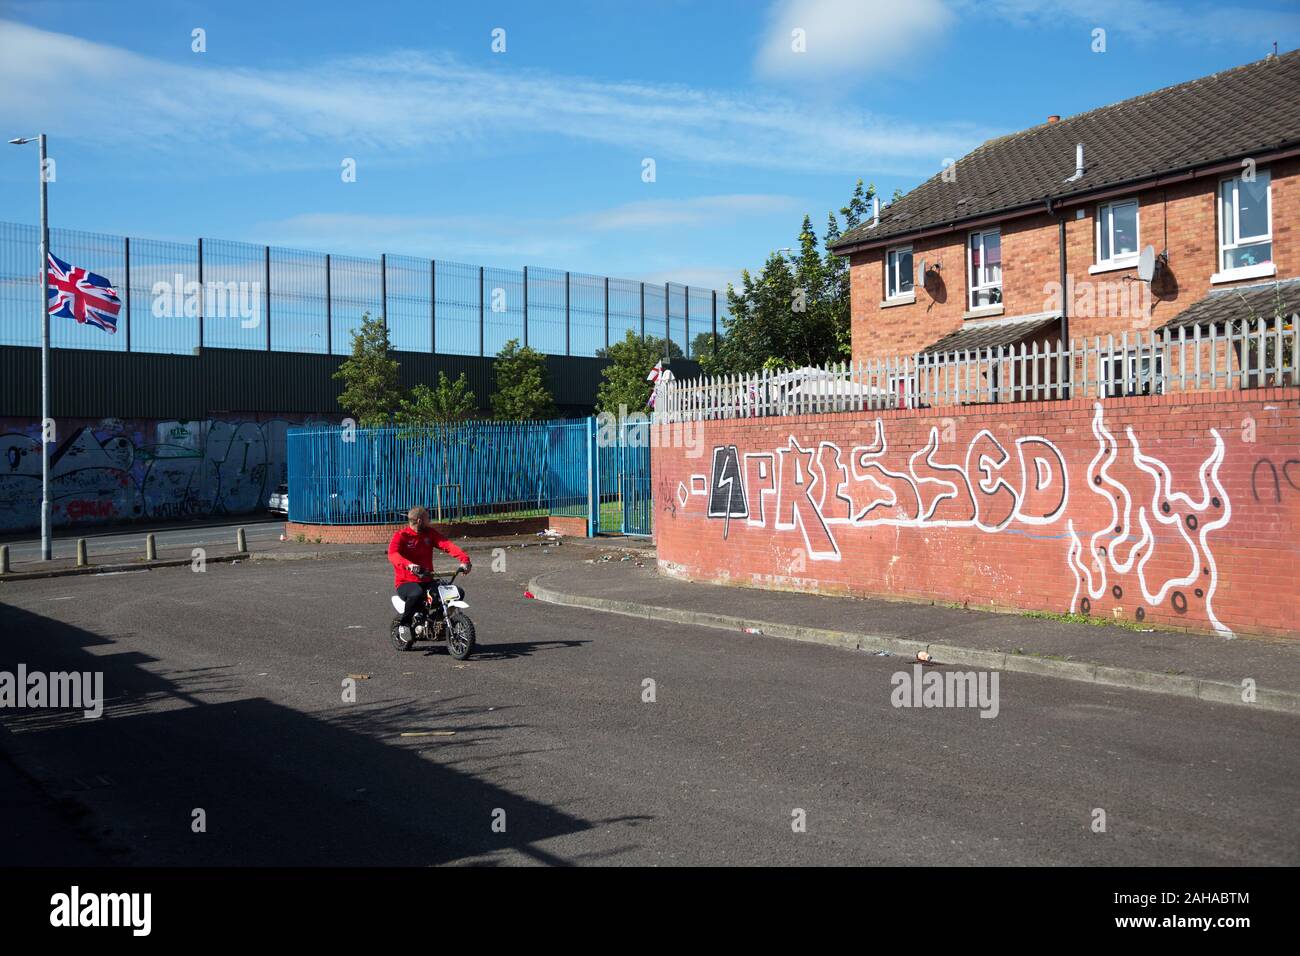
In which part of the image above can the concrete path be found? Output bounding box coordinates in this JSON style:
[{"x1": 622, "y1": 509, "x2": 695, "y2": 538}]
[{"x1": 530, "y1": 555, "x2": 1300, "y2": 713}]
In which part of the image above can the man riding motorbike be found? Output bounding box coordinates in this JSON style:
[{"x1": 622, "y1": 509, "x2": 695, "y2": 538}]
[{"x1": 387, "y1": 506, "x2": 472, "y2": 644}]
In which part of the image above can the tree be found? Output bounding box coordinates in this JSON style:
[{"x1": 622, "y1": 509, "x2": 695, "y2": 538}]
[
  {"x1": 703, "y1": 179, "x2": 875, "y2": 375},
  {"x1": 690, "y1": 331, "x2": 718, "y2": 367},
  {"x1": 333, "y1": 313, "x2": 403, "y2": 426},
  {"x1": 594, "y1": 331, "x2": 682, "y2": 414},
  {"x1": 490, "y1": 338, "x2": 556, "y2": 420},
  {"x1": 398, "y1": 372, "x2": 477, "y2": 424}
]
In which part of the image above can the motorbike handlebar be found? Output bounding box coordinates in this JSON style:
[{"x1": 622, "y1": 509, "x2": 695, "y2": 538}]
[{"x1": 414, "y1": 566, "x2": 467, "y2": 583}]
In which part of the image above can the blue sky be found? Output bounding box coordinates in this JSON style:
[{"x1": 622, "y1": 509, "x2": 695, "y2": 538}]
[{"x1": 2, "y1": 0, "x2": 1298, "y2": 292}]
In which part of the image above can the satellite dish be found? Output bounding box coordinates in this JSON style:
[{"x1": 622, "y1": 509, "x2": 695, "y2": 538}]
[{"x1": 1137, "y1": 245, "x2": 1156, "y2": 282}]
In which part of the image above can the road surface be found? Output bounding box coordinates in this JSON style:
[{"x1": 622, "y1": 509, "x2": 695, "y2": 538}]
[{"x1": 1, "y1": 543, "x2": 1295, "y2": 866}]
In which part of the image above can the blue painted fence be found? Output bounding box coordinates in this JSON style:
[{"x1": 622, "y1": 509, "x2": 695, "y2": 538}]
[
  {"x1": 287, "y1": 419, "x2": 596, "y2": 526},
  {"x1": 592, "y1": 419, "x2": 652, "y2": 536},
  {"x1": 288, "y1": 418, "x2": 652, "y2": 534}
]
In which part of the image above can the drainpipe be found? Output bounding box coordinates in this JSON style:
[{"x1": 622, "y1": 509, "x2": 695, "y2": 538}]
[{"x1": 1045, "y1": 197, "x2": 1070, "y2": 395}]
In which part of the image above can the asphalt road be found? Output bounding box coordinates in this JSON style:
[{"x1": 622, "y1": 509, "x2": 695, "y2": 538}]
[
  {"x1": 1, "y1": 542, "x2": 1296, "y2": 866},
  {"x1": 1, "y1": 517, "x2": 285, "y2": 564}
]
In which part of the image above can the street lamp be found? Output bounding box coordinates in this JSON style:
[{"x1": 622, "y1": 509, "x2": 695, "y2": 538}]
[{"x1": 10, "y1": 134, "x2": 52, "y2": 561}]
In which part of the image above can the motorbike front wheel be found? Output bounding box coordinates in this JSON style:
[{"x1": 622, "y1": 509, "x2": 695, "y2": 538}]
[
  {"x1": 446, "y1": 610, "x2": 476, "y2": 660},
  {"x1": 390, "y1": 615, "x2": 417, "y2": 652}
]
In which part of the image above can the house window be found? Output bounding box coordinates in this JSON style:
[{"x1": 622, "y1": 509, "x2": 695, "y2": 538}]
[
  {"x1": 1096, "y1": 199, "x2": 1139, "y2": 266},
  {"x1": 968, "y1": 229, "x2": 1002, "y2": 309},
  {"x1": 1107, "y1": 350, "x2": 1164, "y2": 397},
  {"x1": 1219, "y1": 169, "x2": 1272, "y2": 271},
  {"x1": 885, "y1": 246, "x2": 914, "y2": 299},
  {"x1": 889, "y1": 372, "x2": 917, "y2": 409}
]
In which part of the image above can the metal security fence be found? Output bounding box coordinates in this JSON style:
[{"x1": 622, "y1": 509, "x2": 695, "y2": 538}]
[
  {"x1": 0, "y1": 220, "x2": 724, "y2": 360},
  {"x1": 287, "y1": 419, "x2": 595, "y2": 526},
  {"x1": 660, "y1": 322, "x2": 1300, "y2": 422},
  {"x1": 593, "y1": 419, "x2": 652, "y2": 536}
]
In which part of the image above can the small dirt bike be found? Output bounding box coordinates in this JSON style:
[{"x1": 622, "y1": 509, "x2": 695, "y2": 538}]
[{"x1": 389, "y1": 568, "x2": 476, "y2": 659}]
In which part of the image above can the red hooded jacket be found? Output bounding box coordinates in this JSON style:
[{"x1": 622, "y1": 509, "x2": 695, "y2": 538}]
[{"x1": 387, "y1": 525, "x2": 472, "y2": 587}]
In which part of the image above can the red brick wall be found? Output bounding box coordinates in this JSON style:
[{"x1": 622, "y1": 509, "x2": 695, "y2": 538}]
[
  {"x1": 548, "y1": 515, "x2": 592, "y2": 538},
  {"x1": 652, "y1": 390, "x2": 1300, "y2": 639},
  {"x1": 284, "y1": 514, "x2": 588, "y2": 544},
  {"x1": 851, "y1": 157, "x2": 1299, "y2": 363}
]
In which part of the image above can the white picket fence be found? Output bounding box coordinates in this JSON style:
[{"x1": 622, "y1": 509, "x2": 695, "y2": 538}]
[{"x1": 658, "y1": 318, "x2": 1299, "y2": 422}]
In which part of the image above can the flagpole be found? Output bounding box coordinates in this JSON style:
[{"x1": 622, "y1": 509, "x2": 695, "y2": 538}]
[
  {"x1": 8, "y1": 131, "x2": 52, "y2": 559},
  {"x1": 39, "y1": 133, "x2": 51, "y2": 561}
]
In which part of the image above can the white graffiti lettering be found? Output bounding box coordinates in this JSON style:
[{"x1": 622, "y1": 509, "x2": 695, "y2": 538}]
[{"x1": 1066, "y1": 404, "x2": 1231, "y2": 635}]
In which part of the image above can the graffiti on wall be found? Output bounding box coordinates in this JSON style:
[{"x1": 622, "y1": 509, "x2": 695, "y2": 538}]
[
  {"x1": 1066, "y1": 405, "x2": 1230, "y2": 635},
  {"x1": 0, "y1": 415, "x2": 333, "y2": 532},
  {"x1": 678, "y1": 404, "x2": 1233, "y2": 634}
]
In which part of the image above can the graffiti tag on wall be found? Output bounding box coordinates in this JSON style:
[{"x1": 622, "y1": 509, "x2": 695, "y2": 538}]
[
  {"x1": 0, "y1": 415, "x2": 332, "y2": 532},
  {"x1": 678, "y1": 404, "x2": 1233, "y2": 635}
]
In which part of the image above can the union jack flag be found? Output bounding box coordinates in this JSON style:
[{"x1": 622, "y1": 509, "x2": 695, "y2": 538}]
[{"x1": 48, "y1": 253, "x2": 121, "y2": 334}]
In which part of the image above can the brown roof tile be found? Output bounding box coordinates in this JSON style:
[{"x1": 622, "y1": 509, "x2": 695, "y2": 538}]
[
  {"x1": 1158, "y1": 278, "x2": 1300, "y2": 330},
  {"x1": 832, "y1": 50, "x2": 1300, "y2": 252},
  {"x1": 921, "y1": 313, "x2": 1060, "y2": 354}
]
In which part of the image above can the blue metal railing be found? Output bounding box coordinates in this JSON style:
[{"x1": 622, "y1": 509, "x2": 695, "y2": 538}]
[{"x1": 287, "y1": 419, "x2": 594, "y2": 525}]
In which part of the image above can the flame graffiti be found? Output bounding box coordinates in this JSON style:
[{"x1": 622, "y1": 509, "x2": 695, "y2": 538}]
[{"x1": 1066, "y1": 403, "x2": 1232, "y2": 636}]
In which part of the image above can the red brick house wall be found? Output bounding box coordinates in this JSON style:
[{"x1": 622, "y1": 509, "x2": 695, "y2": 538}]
[
  {"x1": 850, "y1": 157, "x2": 1299, "y2": 364},
  {"x1": 652, "y1": 390, "x2": 1300, "y2": 639}
]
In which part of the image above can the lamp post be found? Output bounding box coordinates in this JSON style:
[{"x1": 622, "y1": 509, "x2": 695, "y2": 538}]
[{"x1": 10, "y1": 133, "x2": 51, "y2": 560}]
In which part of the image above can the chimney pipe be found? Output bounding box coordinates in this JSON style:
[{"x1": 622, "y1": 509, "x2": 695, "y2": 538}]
[
  {"x1": 871, "y1": 195, "x2": 880, "y2": 228},
  {"x1": 1065, "y1": 142, "x2": 1085, "y2": 182}
]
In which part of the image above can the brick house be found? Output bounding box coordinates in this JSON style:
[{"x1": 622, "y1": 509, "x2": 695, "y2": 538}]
[{"x1": 828, "y1": 49, "x2": 1300, "y2": 394}]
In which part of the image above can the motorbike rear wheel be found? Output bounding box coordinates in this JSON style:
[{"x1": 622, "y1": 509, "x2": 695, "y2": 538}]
[
  {"x1": 390, "y1": 615, "x2": 417, "y2": 652},
  {"x1": 446, "y1": 610, "x2": 476, "y2": 660}
]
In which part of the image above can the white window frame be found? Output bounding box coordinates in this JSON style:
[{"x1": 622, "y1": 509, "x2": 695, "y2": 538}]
[
  {"x1": 885, "y1": 245, "x2": 914, "y2": 301},
  {"x1": 1107, "y1": 350, "x2": 1165, "y2": 397},
  {"x1": 888, "y1": 372, "x2": 918, "y2": 409},
  {"x1": 1095, "y1": 198, "x2": 1140, "y2": 268},
  {"x1": 967, "y1": 228, "x2": 1002, "y2": 310},
  {"x1": 1216, "y1": 169, "x2": 1273, "y2": 278}
]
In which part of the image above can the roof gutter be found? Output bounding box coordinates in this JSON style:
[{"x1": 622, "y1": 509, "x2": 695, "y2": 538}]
[{"x1": 830, "y1": 141, "x2": 1300, "y2": 255}]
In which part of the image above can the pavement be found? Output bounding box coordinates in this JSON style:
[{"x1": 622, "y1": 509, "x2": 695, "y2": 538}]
[
  {"x1": 1, "y1": 538, "x2": 1297, "y2": 866},
  {"x1": 0, "y1": 516, "x2": 574, "y2": 578},
  {"x1": 0, "y1": 516, "x2": 286, "y2": 568},
  {"x1": 530, "y1": 557, "x2": 1300, "y2": 713}
]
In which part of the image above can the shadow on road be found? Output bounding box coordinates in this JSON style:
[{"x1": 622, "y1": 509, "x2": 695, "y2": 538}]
[
  {"x1": 430, "y1": 638, "x2": 590, "y2": 661},
  {"x1": 0, "y1": 602, "x2": 604, "y2": 866}
]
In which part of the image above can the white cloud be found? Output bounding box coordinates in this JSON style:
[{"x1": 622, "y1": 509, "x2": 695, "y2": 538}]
[
  {"x1": 753, "y1": 0, "x2": 1300, "y2": 84},
  {"x1": 256, "y1": 195, "x2": 798, "y2": 263},
  {"x1": 0, "y1": 19, "x2": 988, "y2": 177},
  {"x1": 573, "y1": 195, "x2": 801, "y2": 231},
  {"x1": 255, "y1": 212, "x2": 586, "y2": 262},
  {"x1": 966, "y1": 0, "x2": 1300, "y2": 44},
  {"x1": 755, "y1": 0, "x2": 955, "y2": 80},
  {"x1": 637, "y1": 266, "x2": 744, "y2": 292}
]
